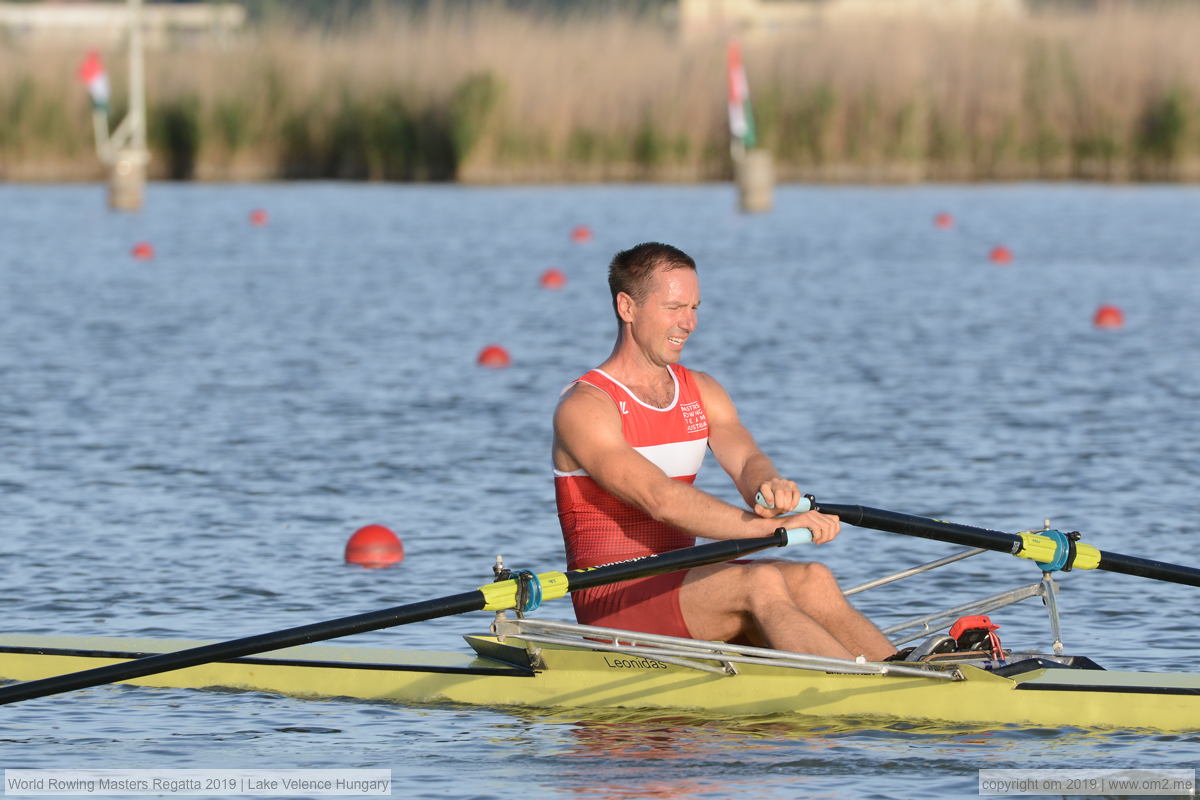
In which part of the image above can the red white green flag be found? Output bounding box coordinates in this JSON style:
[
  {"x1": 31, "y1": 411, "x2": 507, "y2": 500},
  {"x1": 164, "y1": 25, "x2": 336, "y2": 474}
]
[
  {"x1": 77, "y1": 51, "x2": 109, "y2": 112},
  {"x1": 727, "y1": 40, "x2": 757, "y2": 151}
]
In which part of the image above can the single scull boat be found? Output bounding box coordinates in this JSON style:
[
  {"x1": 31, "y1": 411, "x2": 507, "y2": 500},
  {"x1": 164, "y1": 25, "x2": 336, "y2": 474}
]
[{"x1": 2, "y1": 500, "x2": 1197, "y2": 730}]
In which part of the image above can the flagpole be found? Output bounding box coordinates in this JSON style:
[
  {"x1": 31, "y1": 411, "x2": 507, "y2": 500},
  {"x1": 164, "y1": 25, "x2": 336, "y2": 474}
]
[{"x1": 91, "y1": 108, "x2": 111, "y2": 164}]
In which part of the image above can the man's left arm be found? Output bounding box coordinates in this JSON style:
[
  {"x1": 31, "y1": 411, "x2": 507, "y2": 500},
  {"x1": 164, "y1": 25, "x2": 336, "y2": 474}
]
[{"x1": 693, "y1": 372, "x2": 805, "y2": 518}]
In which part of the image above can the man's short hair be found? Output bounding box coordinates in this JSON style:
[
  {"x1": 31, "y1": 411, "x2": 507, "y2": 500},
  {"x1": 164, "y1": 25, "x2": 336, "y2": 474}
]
[{"x1": 608, "y1": 242, "x2": 696, "y2": 318}]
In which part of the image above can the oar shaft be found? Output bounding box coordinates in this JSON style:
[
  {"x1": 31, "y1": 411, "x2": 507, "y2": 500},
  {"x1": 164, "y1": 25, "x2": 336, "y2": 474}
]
[
  {"x1": 0, "y1": 532, "x2": 787, "y2": 707},
  {"x1": 0, "y1": 591, "x2": 487, "y2": 706},
  {"x1": 565, "y1": 531, "x2": 787, "y2": 592},
  {"x1": 1093, "y1": 552, "x2": 1200, "y2": 588},
  {"x1": 818, "y1": 503, "x2": 1023, "y2": 555},
  {"x1": 817, "y1": 501, "x2": 1200, "y2": 589}
]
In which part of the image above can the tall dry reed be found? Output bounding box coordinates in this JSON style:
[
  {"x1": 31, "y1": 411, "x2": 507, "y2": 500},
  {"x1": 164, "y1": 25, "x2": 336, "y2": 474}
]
[{"x1": 2, "y1": 2, "x2": 1199, "y2": 182}]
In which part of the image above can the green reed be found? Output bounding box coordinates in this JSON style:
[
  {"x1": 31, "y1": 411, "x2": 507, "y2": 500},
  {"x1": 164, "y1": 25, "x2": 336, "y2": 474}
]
[{"x1": 2, "y1": 3, "x2": 1199, "y2": 182}]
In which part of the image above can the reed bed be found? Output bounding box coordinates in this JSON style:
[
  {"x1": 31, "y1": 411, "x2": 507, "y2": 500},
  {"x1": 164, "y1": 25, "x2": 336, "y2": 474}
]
[{"x1": 3, "y1": 3, "x2": 1200, "y2": 182}]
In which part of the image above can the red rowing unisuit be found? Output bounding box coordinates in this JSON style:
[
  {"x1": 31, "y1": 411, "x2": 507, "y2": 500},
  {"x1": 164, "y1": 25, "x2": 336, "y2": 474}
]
[{"x1": 555, "y1": 364, "x2": 709, "y2": 637}]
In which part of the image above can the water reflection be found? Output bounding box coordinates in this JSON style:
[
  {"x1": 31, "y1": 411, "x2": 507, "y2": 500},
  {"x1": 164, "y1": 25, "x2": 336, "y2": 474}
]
[{"x1": 481, "y1": 705, "x2": 1195, "y2": 800}]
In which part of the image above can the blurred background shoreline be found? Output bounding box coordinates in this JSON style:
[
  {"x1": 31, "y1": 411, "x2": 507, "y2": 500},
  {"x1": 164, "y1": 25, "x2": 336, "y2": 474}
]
[{"x1": 3, "y1": 0, "x2": 1200, "y2": 184}]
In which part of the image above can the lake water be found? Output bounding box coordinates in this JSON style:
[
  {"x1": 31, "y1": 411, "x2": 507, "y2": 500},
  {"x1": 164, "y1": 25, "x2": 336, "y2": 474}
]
[{"x1": 1, "y1": 182, "x2": 1198, "y2": 798}]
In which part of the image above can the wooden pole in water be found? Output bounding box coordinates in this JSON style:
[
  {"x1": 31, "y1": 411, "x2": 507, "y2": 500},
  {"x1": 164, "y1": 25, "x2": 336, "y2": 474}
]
[
  {"x1": 727, "y1": 40, "x2": 773, "y2": 214},
  {"x1": 735, "y1": 148, "x2": 774, "y2": 213},
  {"x1": 108, "y1": 0, "x2": 148, "y2": 211}
]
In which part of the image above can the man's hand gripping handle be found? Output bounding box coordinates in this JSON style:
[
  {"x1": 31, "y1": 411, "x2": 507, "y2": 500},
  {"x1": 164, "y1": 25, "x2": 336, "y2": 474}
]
[{"x1": 757, "y1": 492, "x2": 815, "y2": 545}]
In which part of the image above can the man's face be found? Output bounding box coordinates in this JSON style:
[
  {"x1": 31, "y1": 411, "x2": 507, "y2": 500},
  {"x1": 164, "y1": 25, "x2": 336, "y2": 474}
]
[{"x1": 627, "y1": 267, "x2": 700, "y2": 366}]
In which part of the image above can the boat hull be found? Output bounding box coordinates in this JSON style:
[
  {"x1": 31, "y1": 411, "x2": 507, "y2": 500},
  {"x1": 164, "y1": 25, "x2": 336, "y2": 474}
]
[{"x1": 1, "y1": 634, "x2": 1197, "y2": 730}]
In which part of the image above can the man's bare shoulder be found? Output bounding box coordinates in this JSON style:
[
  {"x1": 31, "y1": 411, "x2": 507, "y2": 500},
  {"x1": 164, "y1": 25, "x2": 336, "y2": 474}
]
[
  {"x1": 554, "y1": 381, "x2": 618, "y2": 429},
  {"x1": 686, "y1": 368, "x2": 743, "y2": 429},
  {"x1": 688, "y1": 368, "x2": 734, "y2": 402},
  {"x1": 553, "y1": 379, "x2": 627, "y2": 472},
  {"x1": 687, "y1": 368, "x2": 719, "y2": 389},
  {"x1": 557, "y1": 379, "x2": 613, "y2": 409}
]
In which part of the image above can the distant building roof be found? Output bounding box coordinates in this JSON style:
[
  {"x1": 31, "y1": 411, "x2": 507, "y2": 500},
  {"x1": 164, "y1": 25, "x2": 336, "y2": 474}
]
[
  {"x1": 675, "y1": 0, "x2": 1025, "y2": 39},
  {"x1": 0, "y1": 2, "x2": 245, "y2": 45}
]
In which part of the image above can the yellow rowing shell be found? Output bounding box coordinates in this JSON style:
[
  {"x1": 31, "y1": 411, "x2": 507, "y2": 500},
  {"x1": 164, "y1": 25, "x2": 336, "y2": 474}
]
[{"x1": 1, "y1": 634, "x2": 1197, "y2": 731}]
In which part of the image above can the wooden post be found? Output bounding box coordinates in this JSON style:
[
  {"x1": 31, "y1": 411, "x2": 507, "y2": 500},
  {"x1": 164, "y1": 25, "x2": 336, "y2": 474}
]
[
  {"x1": 735, "y1": 148, "x2": 774, "y2": 213},
  {"x1": 107, "y1": 0, "x2": 148, "y2": 211},
  {"x1": 108, "y1": 149, "x2": 148, "y2": 211}
]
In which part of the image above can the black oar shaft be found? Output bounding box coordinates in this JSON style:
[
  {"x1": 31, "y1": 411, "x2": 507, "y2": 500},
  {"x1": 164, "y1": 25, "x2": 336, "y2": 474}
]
[
  {"x1": 1093, "y1": 553, "x2": 1200, "y2": 588},
  {"x1": 817, "y1": 501, "x2": 1200, "y2": 589},
  {"x1": 565, "y1": 531, "x2": 787, "y2": 592},
  {"x1": 818, "y1": 503, "x2": 1023, "y2": 555},
  {"x1": 0, "y1": 591, "x2": 487, "y2": 706},
  {"x1": 0, "y1": 532, "x2": 786, "y2": 707}
]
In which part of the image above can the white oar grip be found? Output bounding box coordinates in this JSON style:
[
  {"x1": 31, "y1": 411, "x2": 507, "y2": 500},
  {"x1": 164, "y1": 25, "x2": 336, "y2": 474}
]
[
  {"x1": 785, "y1": 528, "x2": 813, "y2": 545},
  {"x1": 755, "y1": 492, "x2": 813, "y2": 513}
]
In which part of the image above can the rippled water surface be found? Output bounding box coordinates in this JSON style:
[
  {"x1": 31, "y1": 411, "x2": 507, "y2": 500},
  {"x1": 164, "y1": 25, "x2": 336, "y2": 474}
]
[{"x1": 2, "y1": 183, "x2": 1199, "y2": 798}]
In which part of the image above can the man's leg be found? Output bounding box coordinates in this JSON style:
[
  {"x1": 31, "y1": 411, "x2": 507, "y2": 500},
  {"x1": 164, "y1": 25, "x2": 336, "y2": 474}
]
[
  {"x1": 679, "y1": 562, "x2": 855, "y2": 658},
  {"x1": 767, "y1": 560, "x2": 895, "y2": 661}
]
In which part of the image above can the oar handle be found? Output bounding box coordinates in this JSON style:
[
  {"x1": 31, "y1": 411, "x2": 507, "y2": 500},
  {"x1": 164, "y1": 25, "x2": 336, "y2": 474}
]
[
  {"x1": 755, "y1": 491, "x2": 813, "y2": 544},
  {"x1": 755, "y1": 492, "x2": 813, "y2": 514}
]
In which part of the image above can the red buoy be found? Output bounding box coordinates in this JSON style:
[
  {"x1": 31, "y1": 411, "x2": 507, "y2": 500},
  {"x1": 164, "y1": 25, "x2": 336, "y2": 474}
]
[
  {"x1": 131, "y1": 242, "x2": 155, "y2": 261},
  {"x1": 1093, "y1": 305, "x2": 1125, "y2": 329},
  {"x1": 344, "y1": 524, "x2": 405, "y2": 568},
  {"x1": 989, "y1": 246, "x2": 1013, "y2": 264},
  {"x1": 249, "y1": 209, "x2": 269, "y2": 227},
  {"x1": 477, "y1": 345, "x2": 511, "y2": 368},
  {"x1": 539, "y1": 268, "x2": 567, "y2": 289},
  {"x1": 570, "y1": 225, "x2": 593, "y2": 244},
  {"x1": 934, "y1": 212, "x2": 954, "y2": 229}
]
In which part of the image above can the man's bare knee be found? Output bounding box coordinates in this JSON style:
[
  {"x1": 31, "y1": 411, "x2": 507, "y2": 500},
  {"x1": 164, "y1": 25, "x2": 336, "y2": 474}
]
[
  {"x1": 777, "y1": 561, "x2": 840, "y2": 592},
  {"x1": 745, "y1": 565, "x2": 800, "y2": 617}
]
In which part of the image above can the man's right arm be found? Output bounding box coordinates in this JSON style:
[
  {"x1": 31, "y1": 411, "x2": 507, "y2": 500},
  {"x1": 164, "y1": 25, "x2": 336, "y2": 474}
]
[{"x1": 552, "y1": 384, "x2": 818, "y2": 541}]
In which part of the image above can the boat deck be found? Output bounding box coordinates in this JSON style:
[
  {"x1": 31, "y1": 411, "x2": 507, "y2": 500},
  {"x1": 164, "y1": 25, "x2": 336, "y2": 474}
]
[
  {"x1": 0, "y1": 633, "x2": 533, "y2": 678},
  {"x1": 3, "y1": 630, "x2": 1199, "y2": 729}
]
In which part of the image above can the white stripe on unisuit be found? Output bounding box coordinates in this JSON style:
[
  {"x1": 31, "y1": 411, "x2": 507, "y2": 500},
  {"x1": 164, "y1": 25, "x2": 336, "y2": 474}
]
[
  {"x1": 634, "y1": 438, "x2": 708, "y2": 478},
  {"x1": 554, "y1": 438, "x2": 707, "y2": 480}
]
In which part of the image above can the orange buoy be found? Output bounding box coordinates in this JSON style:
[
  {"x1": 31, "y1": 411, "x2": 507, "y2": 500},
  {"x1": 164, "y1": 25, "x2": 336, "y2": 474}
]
[
  {"x1": 344, "y1": 524, "x2": 405, "y2": 568},
  {"x1": 249, "y1": 209, "x2": 269, "y2": 227},
  {"x1": 570, "y1": 225, "x2": 593, "y2": 244},
  {"x1": 131, "y1": 242, "x2": 155, "y2": 261},
  {"x1": 477, "y1": 345, "x2": 511, "y2": 368},
  {"x1": 539, "y1": 268, "x2": 567, "y2": 289},
  {"x1": 934, "y1": 212, "x2": 954, "y2": 229},
  {"x1": 1093, "y1": 305, "x2": 1125, "y2": 329},
  {"x1": 989, "y1": 246, "x2": 1013, "y2": 264}
]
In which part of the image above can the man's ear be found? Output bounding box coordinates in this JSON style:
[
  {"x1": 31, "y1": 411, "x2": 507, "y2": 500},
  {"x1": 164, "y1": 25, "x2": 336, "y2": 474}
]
[{"x1": 616, "y1": 291, "x2": 636, "y2": 323}]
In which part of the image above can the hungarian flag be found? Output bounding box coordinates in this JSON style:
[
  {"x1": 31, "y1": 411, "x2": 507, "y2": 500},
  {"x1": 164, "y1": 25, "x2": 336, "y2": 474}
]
[
  {"x1": 77, "y1": 51, "x2": 109, "y2": 112},
  {"x1": 727, "y1": 40, "x2": 757, "y2": 151}
]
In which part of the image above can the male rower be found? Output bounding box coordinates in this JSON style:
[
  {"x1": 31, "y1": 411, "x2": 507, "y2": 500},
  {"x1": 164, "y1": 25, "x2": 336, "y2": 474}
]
[{"x1": 552, "y1": 242, "x2": 896, "y2": 660}]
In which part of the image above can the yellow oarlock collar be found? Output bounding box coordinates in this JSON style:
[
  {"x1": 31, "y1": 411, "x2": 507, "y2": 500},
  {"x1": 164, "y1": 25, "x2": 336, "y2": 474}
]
[
  {"x1": 479, "y1": 571, "x2": 570, "y2": 612},
  {"x1": 1016, "y1": 531, "x2": 1100, "y2": 571}
]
